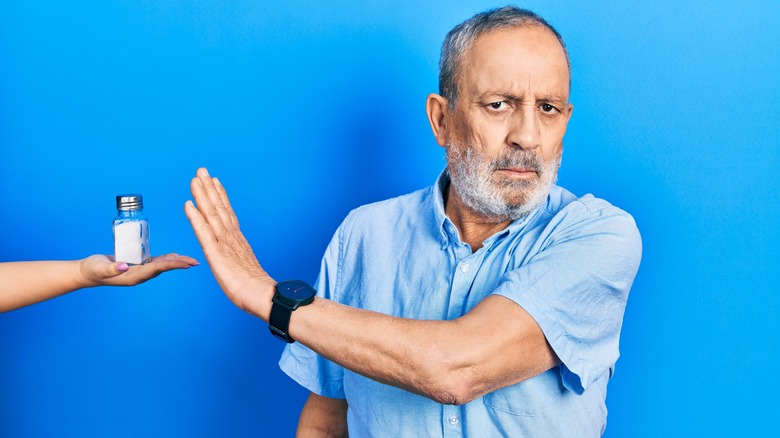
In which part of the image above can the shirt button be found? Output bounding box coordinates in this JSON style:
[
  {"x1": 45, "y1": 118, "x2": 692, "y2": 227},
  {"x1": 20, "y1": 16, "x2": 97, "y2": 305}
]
[
  {"x1": 448, "y1": 415, "x2": 459, "y2": 425},
  {"x1": 460, "y1": 263, "x2": 470, "y2": 273}
]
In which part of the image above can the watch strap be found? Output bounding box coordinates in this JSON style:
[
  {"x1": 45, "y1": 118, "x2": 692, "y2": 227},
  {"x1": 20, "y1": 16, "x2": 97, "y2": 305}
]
[{"x1": 269, "y1": 300, "x2": 295, "y2": 343}]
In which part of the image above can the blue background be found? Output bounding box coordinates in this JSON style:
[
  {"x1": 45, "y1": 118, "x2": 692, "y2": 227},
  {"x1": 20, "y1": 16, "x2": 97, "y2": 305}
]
[{"x1": 1, "y1": 1, "x2": 778, "y2": 436}]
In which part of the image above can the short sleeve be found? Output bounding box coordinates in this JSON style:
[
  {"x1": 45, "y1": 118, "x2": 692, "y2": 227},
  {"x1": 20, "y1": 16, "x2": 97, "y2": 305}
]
[
  {"x1": 278, "y1": 226, "x2": 346, "y2": 399},
  {"x1": 492, "y1": 197, "x2": 642, "y2": 394}
]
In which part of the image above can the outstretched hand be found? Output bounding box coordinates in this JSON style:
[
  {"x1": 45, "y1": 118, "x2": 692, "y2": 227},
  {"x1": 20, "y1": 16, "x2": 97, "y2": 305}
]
[
  {"x1": 80, "y1": 253, "x2": 199, "y2": 287},
  {"x1": 1, "y1": 253, "x2": 199, "y2": 313},
  {"x1": 184, "y1": 167, "x2": 276, "y2": 320}
]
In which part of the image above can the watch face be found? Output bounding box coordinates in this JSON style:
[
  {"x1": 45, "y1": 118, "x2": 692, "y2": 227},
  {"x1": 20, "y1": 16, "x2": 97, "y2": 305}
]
[{"x1": 276, "y1": 280, "x2": 316, "y2": 302}]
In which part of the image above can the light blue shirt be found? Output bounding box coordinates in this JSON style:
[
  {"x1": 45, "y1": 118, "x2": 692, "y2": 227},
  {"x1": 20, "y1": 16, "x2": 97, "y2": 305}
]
[{"x1": 280, "y1": 172, "x2": 642, "y2": 437}]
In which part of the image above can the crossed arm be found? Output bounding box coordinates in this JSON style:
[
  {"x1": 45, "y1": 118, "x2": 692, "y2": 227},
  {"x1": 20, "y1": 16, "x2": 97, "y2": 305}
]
[
  {"x1": 184, "y1": 168, "x2": 558, "y2": 429},
  {"x1": 290, "y1": 293, "x2": 557, "y2": 436},
  {"x1": 0, "y1": 254, "x2": 198, "y2": 313}
]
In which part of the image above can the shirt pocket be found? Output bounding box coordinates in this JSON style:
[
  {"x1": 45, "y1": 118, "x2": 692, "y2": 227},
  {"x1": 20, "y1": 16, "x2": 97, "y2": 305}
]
[{"x1": 482, "y1": 367, "x2": 567, "y2": 417}]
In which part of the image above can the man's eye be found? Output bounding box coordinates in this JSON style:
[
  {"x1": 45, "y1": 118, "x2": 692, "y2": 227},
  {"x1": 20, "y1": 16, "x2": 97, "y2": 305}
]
[
  {"x1": 488, "y1": 101, "x2": 507, "y2": 110},
  {"x1": 540, "y1": 103, "x2": 558, "y2": 113}
]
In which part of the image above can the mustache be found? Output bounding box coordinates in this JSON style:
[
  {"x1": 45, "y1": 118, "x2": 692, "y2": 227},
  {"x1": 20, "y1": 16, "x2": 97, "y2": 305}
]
[{"x1": 489, "y1": 150, "x2": 544, "y2": 173}]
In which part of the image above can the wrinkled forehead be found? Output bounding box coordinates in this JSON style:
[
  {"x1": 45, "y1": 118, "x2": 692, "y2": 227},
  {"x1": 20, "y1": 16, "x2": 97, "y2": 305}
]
[{"x1": 457, "y1": 25, "x2": 570, "y2": 99}]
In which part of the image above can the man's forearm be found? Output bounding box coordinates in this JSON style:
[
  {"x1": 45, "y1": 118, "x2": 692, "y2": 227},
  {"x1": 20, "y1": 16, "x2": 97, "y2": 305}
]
[
  {"x1": 285, "y1": 294, "x2": 558, "y2": 405},
  {"x1": 297, "y1": 393, "x2": 348, "y2": 438}
]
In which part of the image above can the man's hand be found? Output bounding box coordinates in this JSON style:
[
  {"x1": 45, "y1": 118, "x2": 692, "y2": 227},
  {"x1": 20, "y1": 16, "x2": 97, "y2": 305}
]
[
  {"x1": 184, "y1": 167, "x2": 276, "y2": 320},
  {"x1": 79, "y1": 253, "x2": 199, "y2": 287}
]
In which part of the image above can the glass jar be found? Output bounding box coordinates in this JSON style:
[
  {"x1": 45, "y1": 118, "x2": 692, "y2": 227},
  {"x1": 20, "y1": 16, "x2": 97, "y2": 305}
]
[{"x1": 113, "y1": 194, "x2": 151, "y2": 265}]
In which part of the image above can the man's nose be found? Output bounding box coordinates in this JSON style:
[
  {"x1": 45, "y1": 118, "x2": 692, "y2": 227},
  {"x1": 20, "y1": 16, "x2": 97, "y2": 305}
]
[{"x1": 507, "y1": 106, "x2": 541, "y2": 150}]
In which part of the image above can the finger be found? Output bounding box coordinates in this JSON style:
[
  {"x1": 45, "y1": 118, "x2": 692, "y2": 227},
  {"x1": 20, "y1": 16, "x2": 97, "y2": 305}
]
[
  {"x1": 185, "y1": 199, "x2": 219, "y2": 249},
  {"x1": 120, "y1": 258, "x2": 191, "y2": 284},
  {"x1": 213, "y1": 177, "x2": 240, "y2": 230},
  {"x1": 150, "y1": 253, "x2": 200, "y2": 266},
  {"x1": 148, "y1": 257, "x2": 196, "y2": 271},
  {"x1": 198, "y1": 168, "x2": 235, "y2": 232},
  {"x1": 193, "y1": 169, "x2": 231, "y2": 237},
  {"x1": 190, "y1": 174, "x2": 228, "y2": 238}
]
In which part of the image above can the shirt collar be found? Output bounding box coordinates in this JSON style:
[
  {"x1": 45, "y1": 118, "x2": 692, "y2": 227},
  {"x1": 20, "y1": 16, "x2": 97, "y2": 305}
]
[
  {"x1": 432, "y1": 169, "x2": 453, "y2": 249},
  {"x1": 430, "y1": 169, "x2": 549, "y2": 251}
]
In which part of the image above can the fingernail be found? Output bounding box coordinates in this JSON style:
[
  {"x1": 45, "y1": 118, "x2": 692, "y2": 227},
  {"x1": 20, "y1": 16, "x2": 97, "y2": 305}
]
[
  {"x1": 116, "y1": 263, "x2": 129, "y2": 272},
  {"x1": 198, "y1": 168, "x2": 209, "y2": 177}
]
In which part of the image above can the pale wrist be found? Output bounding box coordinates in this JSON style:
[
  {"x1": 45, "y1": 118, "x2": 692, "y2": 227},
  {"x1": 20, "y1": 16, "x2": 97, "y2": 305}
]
[{"x1": 75, "y1": 259, "x2": 98, "y2": 289}]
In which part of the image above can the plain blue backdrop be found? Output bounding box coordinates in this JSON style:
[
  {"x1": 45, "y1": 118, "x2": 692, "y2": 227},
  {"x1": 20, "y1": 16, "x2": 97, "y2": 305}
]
[{"x1": 1, "y1": 1, "x2": 778, "y2": 436}]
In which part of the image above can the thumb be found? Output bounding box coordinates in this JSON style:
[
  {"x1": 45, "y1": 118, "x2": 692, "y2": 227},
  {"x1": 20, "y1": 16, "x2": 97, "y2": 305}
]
[
  {"x1": 95, "y1": 261, "x2": 130, "y2": 280},
  {"x1": 79, "y1": 255, "x2": 130, "y2": 286}
]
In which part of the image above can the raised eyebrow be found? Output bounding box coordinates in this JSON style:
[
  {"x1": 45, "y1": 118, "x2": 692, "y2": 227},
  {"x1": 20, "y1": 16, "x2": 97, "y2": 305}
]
[
  {"x1": 477, "y1": 92, "x2": 521, "y2": 103},
  {"x1": 536, "y1": 95, "x2": 569, "y2": 106},
  {"x1": 485, "y1": 93, "x2": 569, "y2": 105},
  {"x1": 499, "y1": 93, "x2": 523, "y2": 103}
]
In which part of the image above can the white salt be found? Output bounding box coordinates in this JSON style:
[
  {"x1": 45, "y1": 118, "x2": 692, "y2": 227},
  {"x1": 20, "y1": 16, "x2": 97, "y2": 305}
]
[{"x1": 114, "y1": 220, "x2": 150, "y2": 265}]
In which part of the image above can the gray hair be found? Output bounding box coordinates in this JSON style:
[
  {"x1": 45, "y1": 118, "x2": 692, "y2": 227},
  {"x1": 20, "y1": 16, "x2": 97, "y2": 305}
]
[{"x1": 438, "y1": 6, "x2": 571, "y2": 108}]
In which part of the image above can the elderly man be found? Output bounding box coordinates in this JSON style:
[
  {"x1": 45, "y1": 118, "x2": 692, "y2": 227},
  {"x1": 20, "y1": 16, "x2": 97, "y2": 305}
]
[{"x1": 186, "y1": 6, "x2": 641, "y2": 437}]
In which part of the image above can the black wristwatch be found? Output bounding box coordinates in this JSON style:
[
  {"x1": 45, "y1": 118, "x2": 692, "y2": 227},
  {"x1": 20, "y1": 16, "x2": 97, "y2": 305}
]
[{"x1": 269, "y1": 280, "x2": 316, "y2": 343}]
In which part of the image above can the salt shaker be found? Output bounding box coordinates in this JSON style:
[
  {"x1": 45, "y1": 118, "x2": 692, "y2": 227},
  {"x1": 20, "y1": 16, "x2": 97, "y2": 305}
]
[{"x1": 113, "y1": 194, "x2": 151, "y2": 265}]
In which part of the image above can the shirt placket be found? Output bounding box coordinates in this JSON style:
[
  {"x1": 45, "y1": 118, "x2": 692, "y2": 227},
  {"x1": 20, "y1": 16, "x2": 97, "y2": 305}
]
[
  {"x1": 442, "y1": 245, "x2": 484, "y2": 437},
  {"x1": 442, "y1": 404, "x2": 464, "y2": 438},
  {"x1": 446, "y1": 243, "x2": 485, "y2": 319}
]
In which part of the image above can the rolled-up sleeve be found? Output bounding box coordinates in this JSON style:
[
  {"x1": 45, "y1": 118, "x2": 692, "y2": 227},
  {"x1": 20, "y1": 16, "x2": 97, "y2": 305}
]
[
  {"x1": 492, "y1": 196, "x2": 642, "y2": 394},
  {"x1": 278, "y1": 226, "x2": 346, "y2": 399}
]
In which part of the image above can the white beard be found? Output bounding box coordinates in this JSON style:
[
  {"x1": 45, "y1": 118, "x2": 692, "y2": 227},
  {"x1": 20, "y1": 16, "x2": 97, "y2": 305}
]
[{"x1": 446, "y1": 144, "x2": 561, "y2": 222}]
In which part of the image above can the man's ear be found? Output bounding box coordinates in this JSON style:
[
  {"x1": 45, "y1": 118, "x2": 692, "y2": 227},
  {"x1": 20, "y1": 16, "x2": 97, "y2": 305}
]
[{"x1": 426, "y1": 93, "x2": 450, "y2": 147}]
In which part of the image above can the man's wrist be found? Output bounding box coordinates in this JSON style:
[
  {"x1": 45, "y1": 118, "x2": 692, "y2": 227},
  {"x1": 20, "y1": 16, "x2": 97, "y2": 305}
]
[
  {"x1": 268, "y1": 280, "x2": 317, "y2": 343},
  {"x1": 246, "y1": 278, "x2": 277, "y2": 322}
]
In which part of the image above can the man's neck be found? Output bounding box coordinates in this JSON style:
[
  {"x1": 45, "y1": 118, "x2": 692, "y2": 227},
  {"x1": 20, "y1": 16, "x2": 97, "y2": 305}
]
[{"x1": 444, "y1": 184, "x2": 512, "y2": 252}]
